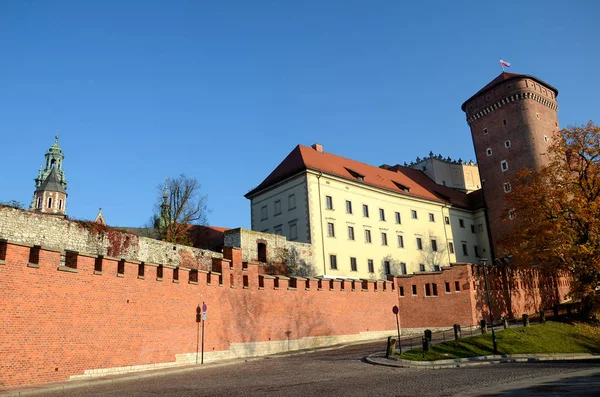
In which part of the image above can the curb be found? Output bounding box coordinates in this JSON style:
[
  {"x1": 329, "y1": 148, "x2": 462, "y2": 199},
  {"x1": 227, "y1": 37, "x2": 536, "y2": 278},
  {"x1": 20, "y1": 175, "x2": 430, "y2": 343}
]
[{"x1": 365, "y1": 351, "x2": 600, "y2": 369}]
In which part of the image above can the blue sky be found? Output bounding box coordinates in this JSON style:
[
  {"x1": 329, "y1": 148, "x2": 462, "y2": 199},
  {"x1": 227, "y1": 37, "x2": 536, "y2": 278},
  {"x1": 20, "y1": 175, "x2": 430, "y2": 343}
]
[{"x1": 1, "y1": 0, "x2": 598, "y2": 229}]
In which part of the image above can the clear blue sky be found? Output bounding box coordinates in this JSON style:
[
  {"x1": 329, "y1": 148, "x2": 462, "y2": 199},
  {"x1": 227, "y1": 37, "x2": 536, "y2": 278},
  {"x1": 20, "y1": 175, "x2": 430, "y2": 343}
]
[{"x1": 1, "y1": 1, "x2": 598, "y2": 229}]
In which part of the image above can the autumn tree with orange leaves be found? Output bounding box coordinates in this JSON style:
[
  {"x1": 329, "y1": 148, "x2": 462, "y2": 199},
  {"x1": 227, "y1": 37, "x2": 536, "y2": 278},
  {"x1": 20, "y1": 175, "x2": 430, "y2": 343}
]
[{"x1": 499, "y1": 121, "x2": 600, "y2": 320}]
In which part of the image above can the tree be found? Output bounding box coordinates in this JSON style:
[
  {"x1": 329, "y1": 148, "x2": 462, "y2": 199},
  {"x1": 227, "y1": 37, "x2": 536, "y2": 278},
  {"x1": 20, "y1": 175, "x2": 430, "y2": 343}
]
[
  {"x1": 150, "y1": 174, "x2": 210, "y2": 245},
  {"x1": 0, "y1": 200, "x2": 25, "y2": 209},
  {"x1": 499, "y1": 121, "x2": 600, "y2": 319}
]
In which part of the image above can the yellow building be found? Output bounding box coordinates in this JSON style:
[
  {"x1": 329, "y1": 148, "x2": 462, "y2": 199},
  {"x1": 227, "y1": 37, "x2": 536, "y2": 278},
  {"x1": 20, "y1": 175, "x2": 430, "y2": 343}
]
[{"x1": 245, "y1": 144, "x2": 490, "y2": 279}]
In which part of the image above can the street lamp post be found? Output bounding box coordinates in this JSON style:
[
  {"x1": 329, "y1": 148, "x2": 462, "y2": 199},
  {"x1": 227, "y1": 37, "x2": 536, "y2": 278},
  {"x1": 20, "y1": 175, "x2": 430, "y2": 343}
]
[{"x1": 479, "y1": 258, "x2": 498, "y2": 355}]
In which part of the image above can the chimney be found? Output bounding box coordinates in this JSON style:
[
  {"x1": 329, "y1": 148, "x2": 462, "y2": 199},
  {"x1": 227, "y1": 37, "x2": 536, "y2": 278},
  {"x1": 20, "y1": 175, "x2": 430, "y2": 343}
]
[{"x1": 311, "y1": 143, "x2": 323, "y2": 153}]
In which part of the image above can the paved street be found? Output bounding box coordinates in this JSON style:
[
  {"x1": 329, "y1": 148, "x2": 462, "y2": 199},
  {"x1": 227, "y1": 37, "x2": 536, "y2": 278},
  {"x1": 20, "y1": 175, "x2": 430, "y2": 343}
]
[{"x1": 32, "y1": 341, "x2": 600, "y2": 397}]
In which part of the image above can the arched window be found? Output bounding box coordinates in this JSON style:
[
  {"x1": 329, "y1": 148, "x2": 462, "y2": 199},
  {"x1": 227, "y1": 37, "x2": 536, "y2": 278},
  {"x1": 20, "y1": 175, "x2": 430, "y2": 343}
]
[
  {"x1": 59, "y1": 199, "x2": 63, "y2": 210},
  {"x1": 47, "y1": 197, "x2": 53, "y2": 208},
  {"x1": 50, "y1": 159, "x2": 56, "y2": 168},
  {"x1": 37, "y1": 197, "x2": 42, "y2": 209}
]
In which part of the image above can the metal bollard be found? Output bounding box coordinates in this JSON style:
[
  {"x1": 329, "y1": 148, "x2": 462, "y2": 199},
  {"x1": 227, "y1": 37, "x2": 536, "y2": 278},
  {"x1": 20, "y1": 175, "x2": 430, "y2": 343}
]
[
  {"x1": 540, "y1": 310, "x2": 546, "y2": 324},
  {"x1": 453, "y1": 324, "x2": 462, "y2": 340},
  {"x1": 503, "y1": 317, "x2": 509, "y2": 329},
  {"x1": 422, "y1": 336, "x2": 431, "y2": 352},
  {"x1": 480, "y1": 319, "x2": 488, "y2": 334},
  {"x1": 386, "y1": 336, "x2": 398, "y2": 358},
  {"x1": 522, "y1": 313, "x2": 529, "y2": 327},
  {"x1": 424, "y1": 329, "x2": 432, "y2": 341}
]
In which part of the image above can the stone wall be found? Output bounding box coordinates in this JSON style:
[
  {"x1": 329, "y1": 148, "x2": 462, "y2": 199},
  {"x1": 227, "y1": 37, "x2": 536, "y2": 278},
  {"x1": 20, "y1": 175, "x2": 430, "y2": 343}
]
[
  {"x1": 224, "y1": 228, "x2": 314, "y2": 273},
  {"x1": 0, "y1": 206, "x2": 218, "y2": 270}
]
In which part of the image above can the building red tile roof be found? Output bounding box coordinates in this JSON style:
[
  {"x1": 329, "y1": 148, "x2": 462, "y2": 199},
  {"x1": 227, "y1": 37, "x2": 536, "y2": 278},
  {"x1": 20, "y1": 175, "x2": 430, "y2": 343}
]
[
  {"x1": 461, "y1": 72, "x2": 559, "y2": 111},
  {"x1": 245, "y1": 144, "x2": 483, "y2": 211}
]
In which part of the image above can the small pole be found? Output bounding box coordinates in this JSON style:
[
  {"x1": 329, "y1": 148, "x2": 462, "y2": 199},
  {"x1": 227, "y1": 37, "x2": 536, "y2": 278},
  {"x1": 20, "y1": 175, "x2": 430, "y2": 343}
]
[
  {"x1": 201, "y1": 301, "x2": 205, "y2": 364},
  {"x1": 482, "y1": 263, "x2": 498, "y2": 355},
  {"x1": 500, "y1": 57, "x2": 504, "y2": 72},
  {"x1": 196, "y1": 304, "x2": 200, "y2": 365},
  {"x1": 393, "y1": 305, "x2": 401, "y2": 353}
]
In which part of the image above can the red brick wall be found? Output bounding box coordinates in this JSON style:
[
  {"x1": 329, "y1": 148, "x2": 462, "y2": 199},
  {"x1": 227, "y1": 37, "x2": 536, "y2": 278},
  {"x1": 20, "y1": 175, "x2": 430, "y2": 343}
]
[
  {"x1": 394, "y1": 265, "x2": 478, "y2": 329},
  {"x1": 0, "y1": 244, "x2": 398, "y2": 388},
  {"x1": 0, "y1": 242, "x2": 572, "y2": 389}
]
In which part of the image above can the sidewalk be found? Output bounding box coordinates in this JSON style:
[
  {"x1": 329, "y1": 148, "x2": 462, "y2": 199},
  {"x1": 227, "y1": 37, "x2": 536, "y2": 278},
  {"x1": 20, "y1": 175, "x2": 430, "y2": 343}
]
[{"x1": 0, "y1": 338, "x2": 385, "y2": 397}]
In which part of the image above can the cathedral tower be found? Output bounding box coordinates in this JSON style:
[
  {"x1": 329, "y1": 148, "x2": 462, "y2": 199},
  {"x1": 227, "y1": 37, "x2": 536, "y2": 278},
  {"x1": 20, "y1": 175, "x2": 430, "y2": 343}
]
[
  {"x1": 30, "y1": 135, "x2": 68, "y2": 217},
  {"x1": 461, "y1": 72, "x2": 560, "y2": 259}
]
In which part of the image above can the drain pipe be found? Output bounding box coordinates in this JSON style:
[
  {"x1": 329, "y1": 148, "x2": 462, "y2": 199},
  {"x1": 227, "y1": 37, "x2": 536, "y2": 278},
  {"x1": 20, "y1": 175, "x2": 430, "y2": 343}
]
[{"x1": 316, "y1": 172, "x2": 327, "y2": 276}]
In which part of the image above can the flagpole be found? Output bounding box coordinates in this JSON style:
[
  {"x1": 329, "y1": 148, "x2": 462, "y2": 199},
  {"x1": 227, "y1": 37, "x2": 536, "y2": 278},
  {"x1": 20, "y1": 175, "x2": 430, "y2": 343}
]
[{"x1": 500, "y1": 58, "x2": 504, "y2": 72}]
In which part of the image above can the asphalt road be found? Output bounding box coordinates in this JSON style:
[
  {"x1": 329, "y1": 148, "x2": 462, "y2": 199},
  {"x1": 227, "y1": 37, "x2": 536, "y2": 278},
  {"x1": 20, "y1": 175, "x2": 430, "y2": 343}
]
[{"x1": 34, "y1": 341, "x2": 600, "y2": 397}]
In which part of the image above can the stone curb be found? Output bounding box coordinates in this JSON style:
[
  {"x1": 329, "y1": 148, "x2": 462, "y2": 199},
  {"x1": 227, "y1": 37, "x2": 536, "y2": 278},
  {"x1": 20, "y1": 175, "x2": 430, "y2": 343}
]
[
  {"x1": 0, "y1": 338, "x2": 381, "y2": 396},
  {"x1": 365, "y1": 351, "x2": 600, "y2": 369}
]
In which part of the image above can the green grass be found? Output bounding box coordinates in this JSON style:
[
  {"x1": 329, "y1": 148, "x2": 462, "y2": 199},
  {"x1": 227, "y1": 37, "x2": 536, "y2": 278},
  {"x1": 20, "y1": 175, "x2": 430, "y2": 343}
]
[{"x1": 398, "y1": 321, "x2": 600, "y2": 361}]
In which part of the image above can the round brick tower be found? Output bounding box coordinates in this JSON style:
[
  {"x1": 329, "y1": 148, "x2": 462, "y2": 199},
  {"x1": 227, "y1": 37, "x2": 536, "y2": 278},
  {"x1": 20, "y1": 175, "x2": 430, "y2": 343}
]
[{"x1": 461, "y1": 72, "x2": 560, "y2": 259}]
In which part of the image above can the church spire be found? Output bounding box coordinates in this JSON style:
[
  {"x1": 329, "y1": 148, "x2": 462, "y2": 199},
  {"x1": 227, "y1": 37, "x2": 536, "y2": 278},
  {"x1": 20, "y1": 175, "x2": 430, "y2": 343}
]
[{"x1": 30, "y1": 135, "x2": 68, "y2": 217}]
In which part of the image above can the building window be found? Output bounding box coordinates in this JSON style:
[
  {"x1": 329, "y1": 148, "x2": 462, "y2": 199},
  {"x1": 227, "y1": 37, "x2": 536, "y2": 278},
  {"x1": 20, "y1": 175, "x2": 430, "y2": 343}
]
[
  {"x1": 58, "y1": 199, "x2": 63, "y2": 210},
  {"x1": 455, "y1": 281, "x2": 460, "y2": 291},
  {"x1": 261, "y1": 206, "x2": 268, "y2": 220},
  {"x1": 399, "y1": 286, "x2": 405, "y2": 297},
  {"x1": 412, "y1": 285, "x2": 417, "y2": 295},
  {"x1": 429, "y1": 213, "x2": 435, "y2": 222},
  {"x1": 36, "y1": 197, "x2": 42, "y2": 208},
  {"x1": 411, "y1": 210, "x2": 417, "y2": 219},
  {"x1": 416, "y1": 237, "x2": 423, "y2": 250},
  {"x1": 425, "y1": 283, "x2": 432, "y2": 296},
  {"x1": 395, "y1": 212, "x2": 401, "y2": 224},
  {"x1": 327, "y1": 222, "x2": 335, "y2": 237},
  {"x1": 431, "y1": 239, "x2": 438, "y2": 252},
  {"x1": 348, "y1": 226, "x2": 355, "y2": 241},
  {"x1": 288, "y1": 220, "x2": 298, "y2": 240},
  {"x1": 508, "y1": 209, "x2": 516, "y2": 220},
  {"x1": 486, "y1": 148, "x2": 492, "y2": 156},
  {"x1": 330, "y1": 254, "x2": 337, "y2": 270},
  {"x1": 448, "y1": 242, "x2": 454, "y2": 254},
  {"x1": 363, "y1": 204, "x2": 369, "y2": 217},
  {"x1": 462, "y1": 243, "x2": 468, "y2": 256},
  {"x1": 346, "y1": 200, "x2": 353, "y2": 214},
  {"x1": 470, "y1": 225, "x2": 475, "y2": 233},
  {"x1": 504, "y1": 182, "x2": 512, "y2": 193},
  {"x1": 503, "y1": 119, "x2": 507, "y2": 126},
  {"x1": 397, "y1": 235, "x2": 404, "y2": 248},
  {"x1": 28, "y1": 245, "x2": 40, "y2": 266},
  {"x1": 505, "y1": 140, "x2": 511, "y2": 148},
  {"x1": 350, "y1": 257, "x2": 357, "y2": 272},
  {"x1": 365, "y1": 229, "x2": 372, "y2": 243},
  {"x1": 274, "y1": 225, "x2": 283, "y2": 235},
  {"x1": 400, "y1": 262, "x2": 407, "y2": 275},
  {"x1": 432, "y1": 283, "x2": 438, "y2": 296},
  {"x1": 459, "y1": 219, "x2": 465, "y2": 228},
  {"x1": 501, "y1": 160, "x2": 508, "y2": 172},
  {"x1": 483, "y1": 127, "x2": 488, "y2": 134},
  {"x1": 474, "y1": 245, "x2": 480, "y2": 257},
  {"x1": 384, "y1": 260, "x2": 391, "y2": 275},
  {"x1": 419, "y1": 264, "x2": 426, "y2": 272},
  {"x1": 288, "y1": 194, "x2": 296, "y2": 210},
  {"x1": 544, "y1": 135, "x2": 549, "y2": 142},
  {"x1": 444, "y1": 216, "x2": 450, "y2": 225},
  {"x1": 381, "y1": 232, "x2": 388, "y2": 246},
  {"x1": 274, "y1": 200, "x2": 281, "y2": 215},
  {"x1": 47, "y1": 197, "x2": 52, "y2": 208},
  {"x1": 379, "y1": 208, "x2": 386, "y2": 221},
  {"x1": 368, "y1": 259, "x2": 374, "y2": 273},
  {"x1": 325, "y1": 195, "x2": 333, "y2": 210}
]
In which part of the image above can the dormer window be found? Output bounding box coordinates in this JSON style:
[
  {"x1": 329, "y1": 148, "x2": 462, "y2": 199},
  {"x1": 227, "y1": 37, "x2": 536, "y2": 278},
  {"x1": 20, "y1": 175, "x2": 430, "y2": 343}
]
[
  {"x1": 345, "y1": 168, "x2": 365, "y2": 182},
  {"x1": 392, "y1": 181, "x2": 410, "y2": 192}
]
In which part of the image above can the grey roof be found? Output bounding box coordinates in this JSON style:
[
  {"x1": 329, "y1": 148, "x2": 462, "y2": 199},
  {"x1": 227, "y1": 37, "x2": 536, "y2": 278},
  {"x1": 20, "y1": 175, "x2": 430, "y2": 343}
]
[{"x1": 36, "y1": 168, "x2": 65, "y2": 194}]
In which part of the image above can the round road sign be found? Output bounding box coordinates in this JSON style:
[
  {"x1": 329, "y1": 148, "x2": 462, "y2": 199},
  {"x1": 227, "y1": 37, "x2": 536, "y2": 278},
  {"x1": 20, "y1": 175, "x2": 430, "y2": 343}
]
[{"x1": 392, "y1": 305, "x2": 399, "y2": 315}]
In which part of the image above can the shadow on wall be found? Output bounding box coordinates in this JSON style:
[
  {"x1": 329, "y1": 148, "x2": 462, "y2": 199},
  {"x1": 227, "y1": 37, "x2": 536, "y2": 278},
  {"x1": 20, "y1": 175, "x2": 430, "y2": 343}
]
[
  {"x1": 473, "y1": 265, "x2": 566, "y2": 319},
  {"x1": 265, "y1": 246, "x2": 316, "y2": 277}
]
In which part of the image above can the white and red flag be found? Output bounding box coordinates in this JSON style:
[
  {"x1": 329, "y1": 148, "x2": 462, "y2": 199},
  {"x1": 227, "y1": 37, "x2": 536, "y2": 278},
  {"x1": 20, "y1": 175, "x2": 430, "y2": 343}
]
[{"x1": 500, "y1": 59, "x2": 511, "y2": 68}]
